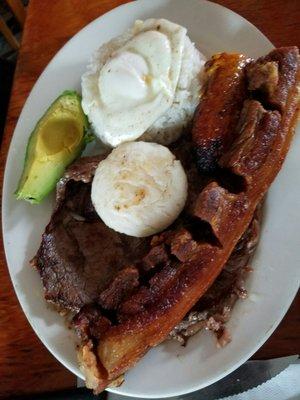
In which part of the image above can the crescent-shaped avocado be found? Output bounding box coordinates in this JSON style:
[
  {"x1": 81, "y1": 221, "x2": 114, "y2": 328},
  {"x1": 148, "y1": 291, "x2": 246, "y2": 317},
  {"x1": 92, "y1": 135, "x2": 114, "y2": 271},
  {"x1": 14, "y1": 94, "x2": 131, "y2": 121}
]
[{"x1": 15, "y1": 90, "x2": 93, "y2": 204}]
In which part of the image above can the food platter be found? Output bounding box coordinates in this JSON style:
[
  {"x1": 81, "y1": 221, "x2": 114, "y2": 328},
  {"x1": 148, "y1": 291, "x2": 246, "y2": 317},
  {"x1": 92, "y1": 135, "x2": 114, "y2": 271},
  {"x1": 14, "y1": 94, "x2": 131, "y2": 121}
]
[{"x1": 2, "y1": 0, "x2": 300, "y2": 398}]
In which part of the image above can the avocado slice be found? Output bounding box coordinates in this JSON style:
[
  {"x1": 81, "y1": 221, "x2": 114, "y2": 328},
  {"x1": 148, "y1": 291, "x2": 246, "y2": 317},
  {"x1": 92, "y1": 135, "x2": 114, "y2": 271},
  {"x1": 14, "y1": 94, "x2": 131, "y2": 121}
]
[{"x1": 15, "y1": 90, "x2": 93, "y2": 204}]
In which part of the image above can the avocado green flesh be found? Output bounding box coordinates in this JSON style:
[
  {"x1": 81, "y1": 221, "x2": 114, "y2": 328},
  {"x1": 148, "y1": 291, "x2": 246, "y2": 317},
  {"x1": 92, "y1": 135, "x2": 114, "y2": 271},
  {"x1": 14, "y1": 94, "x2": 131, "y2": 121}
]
[{"x1": 15, "y1": 91, "x2": 91, "y2": 204}]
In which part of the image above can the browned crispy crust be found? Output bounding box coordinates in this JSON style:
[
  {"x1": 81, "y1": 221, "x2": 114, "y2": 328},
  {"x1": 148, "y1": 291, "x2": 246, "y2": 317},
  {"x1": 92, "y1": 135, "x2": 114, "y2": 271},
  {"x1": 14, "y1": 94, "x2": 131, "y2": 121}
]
[
  {"x1": 247, "y1": 47, "x2": 299, "y2": 112},
  {"x1": 78, "y1": 47, "x2": 299, "y2": 392},
  {"x1": 192, "y1": 53, "x2": 251, "y2": 172}
]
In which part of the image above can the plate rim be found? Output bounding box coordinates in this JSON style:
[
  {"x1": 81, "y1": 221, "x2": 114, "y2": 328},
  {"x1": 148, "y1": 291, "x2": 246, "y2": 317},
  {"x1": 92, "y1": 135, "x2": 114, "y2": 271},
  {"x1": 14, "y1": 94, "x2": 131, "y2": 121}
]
[{"x1": 2, "y1": 0, "x2": 299, "y2": 398}]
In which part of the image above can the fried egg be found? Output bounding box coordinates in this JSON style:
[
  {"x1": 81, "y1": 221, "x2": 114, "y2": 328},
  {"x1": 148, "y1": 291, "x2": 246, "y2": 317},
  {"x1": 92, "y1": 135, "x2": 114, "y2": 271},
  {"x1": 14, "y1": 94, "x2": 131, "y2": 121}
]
[{"x1": 82, "y1": 19, "x2": 205, "y2": 146}]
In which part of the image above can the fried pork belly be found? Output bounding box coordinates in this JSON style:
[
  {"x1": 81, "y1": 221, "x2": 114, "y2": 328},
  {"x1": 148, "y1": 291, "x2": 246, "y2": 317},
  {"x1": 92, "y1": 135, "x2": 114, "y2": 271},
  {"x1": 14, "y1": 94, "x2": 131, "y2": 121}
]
[{"x1": 192, "y1": 53, "x2": 250, "y2": 172}]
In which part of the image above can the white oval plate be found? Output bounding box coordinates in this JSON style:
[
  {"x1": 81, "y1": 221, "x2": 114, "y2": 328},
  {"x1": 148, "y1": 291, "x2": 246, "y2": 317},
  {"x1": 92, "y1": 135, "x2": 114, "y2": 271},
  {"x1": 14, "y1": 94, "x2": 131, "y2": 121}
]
[{"x1": 2, "y1": 0, "x2": 300, "y2": 398}]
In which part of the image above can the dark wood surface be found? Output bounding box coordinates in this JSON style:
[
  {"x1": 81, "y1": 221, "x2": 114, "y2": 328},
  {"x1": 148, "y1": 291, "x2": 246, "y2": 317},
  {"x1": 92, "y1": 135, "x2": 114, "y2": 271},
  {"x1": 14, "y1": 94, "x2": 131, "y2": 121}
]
[{"x1": 0, "y1": 0, "x2": 299, "y2": 398}]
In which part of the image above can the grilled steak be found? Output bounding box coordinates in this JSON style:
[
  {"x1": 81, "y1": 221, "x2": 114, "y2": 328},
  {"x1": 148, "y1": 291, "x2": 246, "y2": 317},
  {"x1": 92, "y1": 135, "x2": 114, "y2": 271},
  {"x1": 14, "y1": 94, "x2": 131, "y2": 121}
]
[{"x1": 31, "y1": 156, "x2": 150, "y2": 312}]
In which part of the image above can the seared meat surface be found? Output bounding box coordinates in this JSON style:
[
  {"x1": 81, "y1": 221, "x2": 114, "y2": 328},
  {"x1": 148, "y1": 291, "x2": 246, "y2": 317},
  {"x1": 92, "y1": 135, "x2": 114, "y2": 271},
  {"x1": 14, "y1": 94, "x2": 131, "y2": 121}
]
[{"x1": 32, "y1": 159, "x2": 150, "y2": 311}]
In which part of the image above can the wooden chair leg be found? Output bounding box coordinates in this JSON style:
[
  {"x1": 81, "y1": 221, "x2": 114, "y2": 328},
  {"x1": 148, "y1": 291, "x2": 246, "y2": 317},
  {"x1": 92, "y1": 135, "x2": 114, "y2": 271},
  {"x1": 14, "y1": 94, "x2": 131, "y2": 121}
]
[
  {"x1": 6, "y1": 0, "x2": 26, "y2": 28},
  {"x1": 0, "y1": 15, "x2": 19, "y2": 50}
]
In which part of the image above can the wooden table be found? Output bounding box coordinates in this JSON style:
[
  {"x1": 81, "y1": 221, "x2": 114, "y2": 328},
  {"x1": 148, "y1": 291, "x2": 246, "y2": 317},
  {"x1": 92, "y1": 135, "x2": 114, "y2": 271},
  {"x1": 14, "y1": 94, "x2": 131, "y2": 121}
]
[{"x1": 0, "y1": 0, "x2": 299, "y2": 398}]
